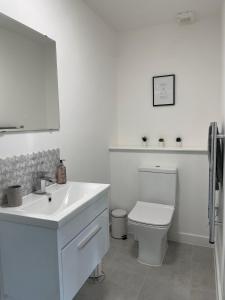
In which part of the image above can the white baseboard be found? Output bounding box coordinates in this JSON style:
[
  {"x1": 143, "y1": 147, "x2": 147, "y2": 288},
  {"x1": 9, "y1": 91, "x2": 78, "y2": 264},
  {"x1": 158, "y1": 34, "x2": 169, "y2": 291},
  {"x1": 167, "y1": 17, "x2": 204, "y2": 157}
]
[{"x1": 168, "y1": 231, "x2": 210, "y2": 247}]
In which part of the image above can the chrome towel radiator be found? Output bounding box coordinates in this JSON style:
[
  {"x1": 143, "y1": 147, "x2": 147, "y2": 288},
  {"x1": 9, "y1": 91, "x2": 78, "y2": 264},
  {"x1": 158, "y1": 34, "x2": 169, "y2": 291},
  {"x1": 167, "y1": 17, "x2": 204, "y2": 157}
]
[{"x1": 208, "y1": 122, "x2": 223, "y2": 244}]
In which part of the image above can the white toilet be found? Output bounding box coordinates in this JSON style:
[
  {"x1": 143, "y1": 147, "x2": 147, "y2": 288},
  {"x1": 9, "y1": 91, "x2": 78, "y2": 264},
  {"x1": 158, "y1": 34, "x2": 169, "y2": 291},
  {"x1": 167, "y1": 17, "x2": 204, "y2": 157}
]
[{"x1": 128, "y1": 165, "x2": 177, "y2": 266}]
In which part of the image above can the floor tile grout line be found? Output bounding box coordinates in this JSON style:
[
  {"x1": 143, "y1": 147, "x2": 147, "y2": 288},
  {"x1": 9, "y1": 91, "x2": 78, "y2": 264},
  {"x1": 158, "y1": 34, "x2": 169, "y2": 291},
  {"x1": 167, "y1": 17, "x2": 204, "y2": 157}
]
[
  {"x1": 135, "y1": 274, "x2": 148, "y2": 300},
  {"x1": 190, "y1": 244, "x2": 194, "y2": 291},
  {"x1": 189, "y1": 244, "x2": 194, "y2": 299}
]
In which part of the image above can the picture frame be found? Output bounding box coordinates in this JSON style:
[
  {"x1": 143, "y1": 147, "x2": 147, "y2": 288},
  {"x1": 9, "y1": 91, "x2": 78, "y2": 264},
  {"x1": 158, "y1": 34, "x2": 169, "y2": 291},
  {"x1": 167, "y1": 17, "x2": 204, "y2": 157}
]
[{"x1": 153, "y1": 74, "x2": 175, "y2": 107}]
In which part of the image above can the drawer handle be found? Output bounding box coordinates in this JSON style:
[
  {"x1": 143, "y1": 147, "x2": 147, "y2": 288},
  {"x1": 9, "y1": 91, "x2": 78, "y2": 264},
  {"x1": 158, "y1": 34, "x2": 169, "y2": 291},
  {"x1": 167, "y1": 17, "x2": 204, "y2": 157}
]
[{"x1": 77, "y1": 225, "x2": 102, "y2": 250}]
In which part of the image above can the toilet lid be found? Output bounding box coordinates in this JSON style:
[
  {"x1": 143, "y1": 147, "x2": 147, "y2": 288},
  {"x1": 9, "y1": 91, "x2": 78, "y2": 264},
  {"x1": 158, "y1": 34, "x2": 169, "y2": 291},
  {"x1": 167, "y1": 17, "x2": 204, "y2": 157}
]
[{"x1": 128, "y1": 201, "x2": 174, "y2": 226}]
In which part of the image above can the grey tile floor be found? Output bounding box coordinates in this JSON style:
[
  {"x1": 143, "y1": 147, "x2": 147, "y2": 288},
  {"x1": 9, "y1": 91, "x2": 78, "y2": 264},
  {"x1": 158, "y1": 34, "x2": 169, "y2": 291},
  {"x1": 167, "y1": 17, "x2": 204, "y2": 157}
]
[{"x1": 74, "y1": 237, "x2": 216, "y2": 300}]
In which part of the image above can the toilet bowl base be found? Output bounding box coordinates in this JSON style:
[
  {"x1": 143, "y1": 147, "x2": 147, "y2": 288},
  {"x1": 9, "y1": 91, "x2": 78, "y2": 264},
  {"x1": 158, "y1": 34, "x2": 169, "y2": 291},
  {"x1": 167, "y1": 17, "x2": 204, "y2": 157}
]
[
  {"x1": 137, "y1": 243, "x2": 168, "y2": 267},
  {"x1": 131, "y1": 222, "x2": 169, "y2": 267}
]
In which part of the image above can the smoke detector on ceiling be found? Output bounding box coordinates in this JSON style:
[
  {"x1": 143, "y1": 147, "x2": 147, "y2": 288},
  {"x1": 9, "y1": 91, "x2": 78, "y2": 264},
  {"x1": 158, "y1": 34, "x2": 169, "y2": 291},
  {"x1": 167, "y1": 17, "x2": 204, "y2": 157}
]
[{"x1": 176, "y1": 10, "x2": 195, "y2": 25}]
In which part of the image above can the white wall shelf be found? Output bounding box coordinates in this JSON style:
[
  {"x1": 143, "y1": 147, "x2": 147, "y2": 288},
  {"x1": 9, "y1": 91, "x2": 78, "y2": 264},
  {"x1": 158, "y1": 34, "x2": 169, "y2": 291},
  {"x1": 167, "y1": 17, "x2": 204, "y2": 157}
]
[{"x1": 109, "y1": 146, "x2": 207, "y2": 154}]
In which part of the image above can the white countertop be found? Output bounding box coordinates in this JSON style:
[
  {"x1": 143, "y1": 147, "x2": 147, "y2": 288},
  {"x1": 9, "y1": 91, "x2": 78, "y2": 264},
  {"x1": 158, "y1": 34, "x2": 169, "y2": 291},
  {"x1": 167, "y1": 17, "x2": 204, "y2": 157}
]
[{"x1": 0, "y1": 182, "x2": 110, "y2": 228}]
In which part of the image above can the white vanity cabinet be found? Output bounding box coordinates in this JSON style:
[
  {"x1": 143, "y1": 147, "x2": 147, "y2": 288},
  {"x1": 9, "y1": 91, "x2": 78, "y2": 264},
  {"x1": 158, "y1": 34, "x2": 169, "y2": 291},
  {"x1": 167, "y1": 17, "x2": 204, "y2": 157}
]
[
  {"x1": 62, "y1": 209, "x2": 108, "y2": 300},
  {"x1": 0, "y1": 183, "x2": 110, "y2": 300}
]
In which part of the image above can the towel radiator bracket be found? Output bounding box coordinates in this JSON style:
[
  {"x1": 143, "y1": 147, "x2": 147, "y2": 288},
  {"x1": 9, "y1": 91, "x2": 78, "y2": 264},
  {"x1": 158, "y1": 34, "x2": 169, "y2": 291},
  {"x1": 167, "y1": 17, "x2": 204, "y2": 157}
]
[
  {"x1": 215, "y1": 221, "x2": 223, "y2": 225},
  {"x1": 217, "y1": 134, "x2": 225, "y2": 139}
]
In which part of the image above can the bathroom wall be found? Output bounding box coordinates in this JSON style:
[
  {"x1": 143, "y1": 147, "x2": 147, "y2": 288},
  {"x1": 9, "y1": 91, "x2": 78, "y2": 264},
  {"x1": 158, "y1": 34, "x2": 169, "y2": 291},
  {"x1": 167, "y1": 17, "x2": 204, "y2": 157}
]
[
  {"x1": 0, "y1": 0, "x2": 117, "y2": 183},
  {"x1": 216, "y1": 2, "x2": 225, "y2": 299},
  {"x1": 115, "y1": 16, "x2": 221, "y2": 148}
]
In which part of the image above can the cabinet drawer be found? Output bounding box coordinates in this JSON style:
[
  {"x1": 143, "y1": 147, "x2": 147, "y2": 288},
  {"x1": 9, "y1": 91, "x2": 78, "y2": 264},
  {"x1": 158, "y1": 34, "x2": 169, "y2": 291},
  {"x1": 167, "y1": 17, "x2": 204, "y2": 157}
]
[
  {"x1": 61, "y1": 209, "x2": 109, "y2": 300},
  {"x1": 59, "y1": 196, "x2": 108, "y2": 248}
]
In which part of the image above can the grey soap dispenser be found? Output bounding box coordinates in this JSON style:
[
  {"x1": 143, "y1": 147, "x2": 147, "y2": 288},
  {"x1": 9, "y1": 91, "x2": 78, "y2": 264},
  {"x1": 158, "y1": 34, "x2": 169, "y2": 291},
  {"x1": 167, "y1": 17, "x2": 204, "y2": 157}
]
[{"x1": 56, "y1": 159, "x2": 67, "y2": 184}]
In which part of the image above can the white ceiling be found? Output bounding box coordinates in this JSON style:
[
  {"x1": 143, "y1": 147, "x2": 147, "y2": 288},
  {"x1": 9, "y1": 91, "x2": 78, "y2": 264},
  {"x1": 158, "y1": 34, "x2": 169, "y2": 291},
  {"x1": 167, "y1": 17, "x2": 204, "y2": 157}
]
[{"x1": 83, "y1": 0, "x2": 222, "y2": 31}]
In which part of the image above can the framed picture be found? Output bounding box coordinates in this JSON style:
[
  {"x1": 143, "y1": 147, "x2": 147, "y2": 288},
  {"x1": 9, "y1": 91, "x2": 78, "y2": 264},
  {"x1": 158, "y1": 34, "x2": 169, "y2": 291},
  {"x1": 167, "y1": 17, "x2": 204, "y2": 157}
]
[{"x1": 153, "y1": 74, "x2": 175, "y2": 107}]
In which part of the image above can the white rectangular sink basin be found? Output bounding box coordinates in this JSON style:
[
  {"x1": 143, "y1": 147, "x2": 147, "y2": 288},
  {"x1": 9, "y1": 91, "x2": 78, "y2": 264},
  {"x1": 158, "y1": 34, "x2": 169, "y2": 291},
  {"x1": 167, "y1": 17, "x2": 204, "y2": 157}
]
[{"x1": 0, "y1": 182, "x2": 109, "y2": 228}]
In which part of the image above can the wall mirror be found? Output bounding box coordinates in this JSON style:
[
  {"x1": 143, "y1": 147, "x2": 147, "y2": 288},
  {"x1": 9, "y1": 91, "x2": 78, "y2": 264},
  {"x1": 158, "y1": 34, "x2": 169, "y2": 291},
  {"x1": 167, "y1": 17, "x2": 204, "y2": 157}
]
[{"x1": 0, "y1": 12, "x2": 60, "y2": 132}]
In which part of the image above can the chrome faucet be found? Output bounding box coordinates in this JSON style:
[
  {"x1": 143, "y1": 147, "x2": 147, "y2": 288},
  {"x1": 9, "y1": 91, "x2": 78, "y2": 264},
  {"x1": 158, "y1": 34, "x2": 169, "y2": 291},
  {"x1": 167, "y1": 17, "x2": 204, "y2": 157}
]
[
  {"x1": 40, "y1": 177, "x2": 54, "y2": 194},
  {"x1": 34, "y1": 172, "x2": 55, "y2": 194}
]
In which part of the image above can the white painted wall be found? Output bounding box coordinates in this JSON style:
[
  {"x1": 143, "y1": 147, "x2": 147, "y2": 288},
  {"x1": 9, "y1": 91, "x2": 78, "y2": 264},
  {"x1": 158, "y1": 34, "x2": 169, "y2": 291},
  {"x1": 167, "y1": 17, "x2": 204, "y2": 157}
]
[
  {"x1": 216, "y1": 2, "x2": 225, "y2": 299},
  {"x1": 116, "y1": 16, "x2": 221, "y2": 148},
  {"x1": 0, "y1": 0, "x2": 117, "y2": 183},
  {"x1": 110, "y1": 150, "x2": 209, "y2": 246}
]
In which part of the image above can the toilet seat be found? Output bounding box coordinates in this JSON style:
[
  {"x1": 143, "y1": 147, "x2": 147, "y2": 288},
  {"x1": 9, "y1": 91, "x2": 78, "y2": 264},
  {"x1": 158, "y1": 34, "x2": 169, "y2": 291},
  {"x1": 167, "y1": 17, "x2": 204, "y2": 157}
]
[{"x1": 128, "y1": 201, "x2": 174, "y2": 228}]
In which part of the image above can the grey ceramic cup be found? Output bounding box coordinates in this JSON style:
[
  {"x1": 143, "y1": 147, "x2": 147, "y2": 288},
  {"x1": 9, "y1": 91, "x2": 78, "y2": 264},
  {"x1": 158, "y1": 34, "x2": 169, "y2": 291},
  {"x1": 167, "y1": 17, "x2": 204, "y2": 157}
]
[{"x1": 6, "y1": 185, "x2": 23, "y2": 207}]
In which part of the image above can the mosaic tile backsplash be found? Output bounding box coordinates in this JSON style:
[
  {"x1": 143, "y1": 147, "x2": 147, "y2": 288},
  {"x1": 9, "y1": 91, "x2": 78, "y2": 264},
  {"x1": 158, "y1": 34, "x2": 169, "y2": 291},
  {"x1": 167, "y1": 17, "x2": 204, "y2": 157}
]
[{"x1": 0, "y1": 149, "x2": 60, "y2": 205}]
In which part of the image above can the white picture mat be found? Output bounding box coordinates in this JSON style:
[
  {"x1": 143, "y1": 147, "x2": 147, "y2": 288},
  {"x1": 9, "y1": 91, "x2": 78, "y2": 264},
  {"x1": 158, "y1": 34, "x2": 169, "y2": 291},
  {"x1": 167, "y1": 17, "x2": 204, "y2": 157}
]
[{"x1": 154, "y1": 76, "x2": 174, "y2": 105}]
